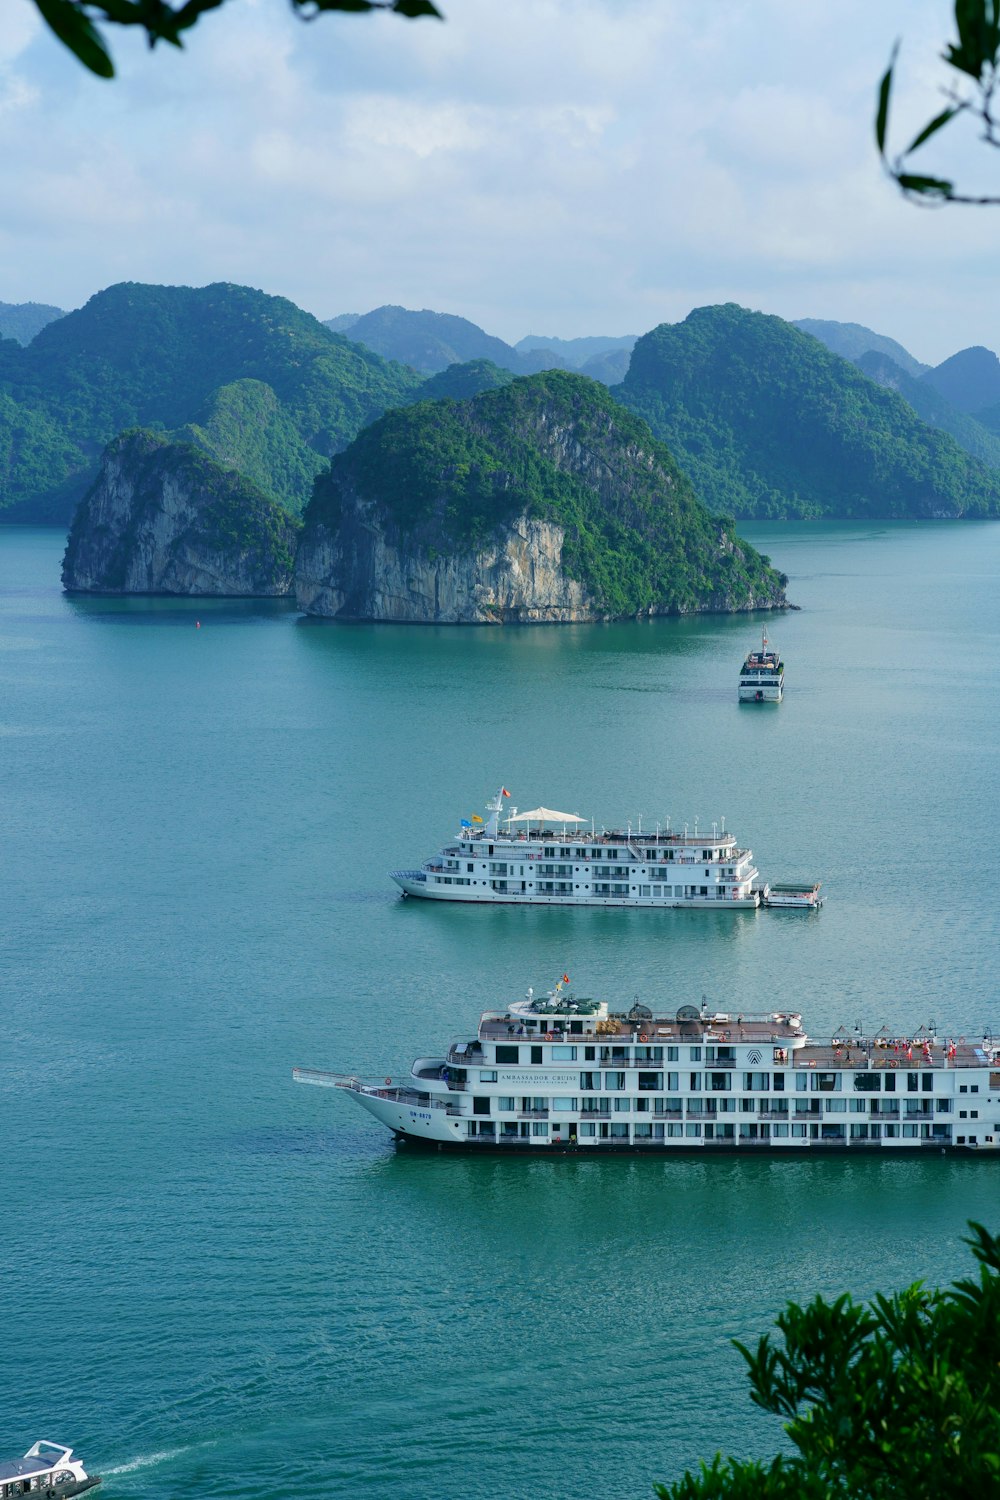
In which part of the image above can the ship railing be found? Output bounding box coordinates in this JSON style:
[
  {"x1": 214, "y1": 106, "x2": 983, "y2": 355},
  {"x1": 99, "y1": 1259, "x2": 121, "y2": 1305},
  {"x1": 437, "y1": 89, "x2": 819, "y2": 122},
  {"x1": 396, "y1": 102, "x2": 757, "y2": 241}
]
[{"x1": 462, "y1": 830, "x2": 739, "y2": 850}]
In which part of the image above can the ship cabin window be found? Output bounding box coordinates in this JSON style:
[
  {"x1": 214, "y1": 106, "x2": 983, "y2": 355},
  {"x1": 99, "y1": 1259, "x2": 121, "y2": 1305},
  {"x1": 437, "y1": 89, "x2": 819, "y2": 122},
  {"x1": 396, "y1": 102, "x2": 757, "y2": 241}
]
[
  {"x1": 884, "y1": 1073, "x2": 896, "y2": 1092},
  {"x1": 551, "y1": 1045, "x2": 577, "y2": 1061},
  {"x1": 559, "y1": 847, "x2": 571, "y2": 858},
  {"x1": 569, "y1": 1020, "x2": 584, "y2": 1035},
  {"x1": 531, "y1": 1122, "x2": 549, "y2": 1136},
  {"x1": 552, "y1": 1097, "x2": 578, "y2": 1112},
  {"x1": 795, "y1": 1073, "x2": 809, "y2": 1091},
  {"x1": 774, "y1": 1047, "x2": 788, "y2": 1063},
  {"x1": 576, "y1": 848, "x2": 588, "y2": 859},
  {"x1": 853, "y1": 1073, "x2": 881, "y2": 1092},
  {"x1": 908, "y1": 1073, "x2": 920, "y2": 1091},
  {"x1": 708, "y1": 1072, "x2": 731, "y2": 1091},
  {"x1": 712, "y1": 1047, "x2": 736, "y2": 1064},
  {"x1": 606, "y1": 1071, "x2": 626, "y2": 1090},
  {"x1": 689, "y1": 1046, "x2": 702, "y2": 1061},
  {"x1": 473, "y1": 1097, "x2": 491, "y2": 1115},
  {"x1": 812, "y1": 1072, "x2": 841, "y2": 1092},
  {"x1": 923, "y1": 1074, "x2": 934, "y2": 1092},
  {"x1": 638, "y1": 1071, "x2": 662, "y2": 1091},
  {"x1": 744, "y1": 1072, "x2": 770, "y2": 1091},
  {"x1": 580, "y1": 1071, "x2": 600, "y2": 1090},
  {"x1": 496, "y1": 1045, "x2": 519, "y2": 1064},
  {"x1": 773, "y1": 1072, "x2": 785, "y2": 1090},
  {"x1": 689, "y1": 1072, "x2": 702, "y2": 1090},
  {"x1": 666, "y1": 1046, "x2": 679, "y2": 1061},
  {"x1": 531, "y1": 1046, "x2": 543, "y2": 1064},
  {"x1": 479, "y1": 1070, "x2": 497, "y2": 1082},
  {"x1": 498, "y1": 1097, "x2": 515, "y2": 1111},
  {"x1": 544, "y1": 847, "x2": 556, "y2": 857}
]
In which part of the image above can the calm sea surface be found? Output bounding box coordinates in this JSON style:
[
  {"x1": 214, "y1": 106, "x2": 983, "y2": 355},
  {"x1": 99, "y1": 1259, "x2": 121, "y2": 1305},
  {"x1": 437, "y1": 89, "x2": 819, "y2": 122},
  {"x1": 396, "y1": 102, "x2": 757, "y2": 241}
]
[{"x1": 3, "y1": 521, "x2": 1000, "y2": 1499}]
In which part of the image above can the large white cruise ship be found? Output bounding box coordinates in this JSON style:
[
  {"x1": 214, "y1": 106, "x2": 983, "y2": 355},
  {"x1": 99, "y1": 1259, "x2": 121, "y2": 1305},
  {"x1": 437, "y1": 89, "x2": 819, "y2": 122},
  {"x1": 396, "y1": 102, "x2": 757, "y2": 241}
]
[
  {"x1": 391, "y1": 789, "x2": 763, "y2": 908},
  {"x1": 295, "y1": 983, "x2": 1000, "y2": 1154}
]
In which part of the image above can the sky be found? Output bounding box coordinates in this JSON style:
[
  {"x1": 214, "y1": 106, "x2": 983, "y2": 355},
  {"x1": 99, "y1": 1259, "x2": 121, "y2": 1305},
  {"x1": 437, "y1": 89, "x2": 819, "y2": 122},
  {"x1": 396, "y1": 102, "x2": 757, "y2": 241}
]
[{"x1": 2, "y1": 0, "x2": 999, "y2": 363}]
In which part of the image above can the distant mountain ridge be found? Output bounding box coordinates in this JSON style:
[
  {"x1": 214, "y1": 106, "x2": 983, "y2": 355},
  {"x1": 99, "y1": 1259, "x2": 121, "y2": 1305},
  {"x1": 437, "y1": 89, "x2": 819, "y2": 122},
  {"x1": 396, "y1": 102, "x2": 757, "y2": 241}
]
[
  {"x1": 327, "y1": 304, "x2": 540, "y2": 377},
  {"x1": 515, "y1": 333, "x2": 637, "y2": 365},
  {"x1": 794, "y1": 318, "x2": 928, "y2": 377},
  {"x1": 856, "y1": 350, "x2": 1000, "y2": 471},
  {"x1": 617, "y1": 303, "x2": 1000, "y2": 519},
  {"x1": 920, "y1": 346, "x2": 1000, "y2": 414},
  {"x1": 0, "y1": 300, "x2": 66, "y2": 346}
]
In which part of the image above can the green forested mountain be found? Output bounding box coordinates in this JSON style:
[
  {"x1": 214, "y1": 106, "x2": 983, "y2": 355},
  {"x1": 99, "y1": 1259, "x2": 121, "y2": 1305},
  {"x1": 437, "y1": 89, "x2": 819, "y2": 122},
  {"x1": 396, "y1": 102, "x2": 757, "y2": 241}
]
[
  {"x1": 856, "y1": 350, "x2": 1000, "y2": 470},
  {"x1": 409, "y1": 359, "x2": 516, "y2": 403},
  {"x1": 794, "y1": 318, "x2": 928, "y2": 376},
  {"x1": 0, "y1": 282, "x2": 421, "y2": 521},
  {"x1": 0, "y1": 301, "x2": 66, "y2": 346},
  {"x1": 304, "y1": 369, "x2": 786, "y2": 618},
  {"x1": 617, "y1": 304, "x2": 1000, "y2": 519}
]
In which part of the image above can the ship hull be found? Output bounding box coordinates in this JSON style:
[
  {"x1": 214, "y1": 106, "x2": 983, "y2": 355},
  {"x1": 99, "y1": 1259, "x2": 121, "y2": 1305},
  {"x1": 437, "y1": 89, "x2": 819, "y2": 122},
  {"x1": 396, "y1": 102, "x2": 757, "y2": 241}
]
[
  {"x1": 392, "y1": 873, "x2": 759, "y2": 909},
  {"x1": 347, "y1": 1092, "x2": 996, "y2": 1157},
  {"x1": 390, "y1": 1126, "x2": 996, "y2": 1157}
]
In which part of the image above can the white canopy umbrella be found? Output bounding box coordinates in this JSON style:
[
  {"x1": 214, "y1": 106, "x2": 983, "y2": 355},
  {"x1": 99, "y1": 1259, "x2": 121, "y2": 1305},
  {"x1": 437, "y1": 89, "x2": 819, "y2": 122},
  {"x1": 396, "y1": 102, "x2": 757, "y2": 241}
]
[{"x1": 509, "y1": 807, "x2": 586, "y2": 824}]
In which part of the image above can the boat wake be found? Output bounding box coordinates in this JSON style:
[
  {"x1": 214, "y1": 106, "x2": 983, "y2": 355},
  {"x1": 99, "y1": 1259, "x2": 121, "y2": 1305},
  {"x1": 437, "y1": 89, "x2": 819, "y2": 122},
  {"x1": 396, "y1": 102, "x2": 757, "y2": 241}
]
[{"x1": 103, "y1": 1446, "x2": 193, "y2": 1476}]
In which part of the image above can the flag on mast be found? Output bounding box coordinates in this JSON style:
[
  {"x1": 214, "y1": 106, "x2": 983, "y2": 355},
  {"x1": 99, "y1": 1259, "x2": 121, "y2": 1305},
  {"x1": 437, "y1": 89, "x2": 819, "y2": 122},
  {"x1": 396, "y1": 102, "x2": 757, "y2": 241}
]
[{"x1": 502, "y1": 788, "x2": 510, "y2": 797}]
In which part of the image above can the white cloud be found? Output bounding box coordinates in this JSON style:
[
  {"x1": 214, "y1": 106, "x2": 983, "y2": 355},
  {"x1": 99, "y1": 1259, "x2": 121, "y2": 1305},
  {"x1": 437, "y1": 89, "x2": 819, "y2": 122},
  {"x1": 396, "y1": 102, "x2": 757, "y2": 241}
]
[{"x1": 0, "y1": 0, "x2": 997, "y2": 361}]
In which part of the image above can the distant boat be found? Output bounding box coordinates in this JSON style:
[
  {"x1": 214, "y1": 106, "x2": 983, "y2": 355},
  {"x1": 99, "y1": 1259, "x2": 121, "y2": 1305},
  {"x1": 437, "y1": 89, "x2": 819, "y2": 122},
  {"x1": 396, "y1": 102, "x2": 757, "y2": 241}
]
[
  {"x1": 0, "y1": 1442, "x2": 100, "y2": 1496},
  {"x1": 739, "y1": 626, "x2": 784, "y2": 701}
]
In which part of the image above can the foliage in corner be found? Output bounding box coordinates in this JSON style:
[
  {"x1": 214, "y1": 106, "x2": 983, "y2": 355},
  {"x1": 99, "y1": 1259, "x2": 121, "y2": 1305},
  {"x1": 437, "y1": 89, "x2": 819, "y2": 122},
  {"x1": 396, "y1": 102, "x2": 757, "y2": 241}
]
[
  {"x1": 878, "y1": 2, "x2": 1000, "y2": 202},
  {"x1": 655, "y1": 1222, "x2": 1000, "y2": 1499},
  {"x1": 31, "y1": 0, "x2": 442, "y2": 79}
]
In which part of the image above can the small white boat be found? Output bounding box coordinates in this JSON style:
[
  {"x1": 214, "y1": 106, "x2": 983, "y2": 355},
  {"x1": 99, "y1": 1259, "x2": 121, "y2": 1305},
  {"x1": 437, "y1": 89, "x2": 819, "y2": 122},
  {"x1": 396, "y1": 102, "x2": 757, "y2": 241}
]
[
  {"x1": 764, "y1": 882, "x2": 823, "y2": 910},
  {"x1": 739, "y1": 627, "x2": 784, "y2": 701},
  {"x1": 0, "y1": 1442, "x2": 101, "y2": 1496}
]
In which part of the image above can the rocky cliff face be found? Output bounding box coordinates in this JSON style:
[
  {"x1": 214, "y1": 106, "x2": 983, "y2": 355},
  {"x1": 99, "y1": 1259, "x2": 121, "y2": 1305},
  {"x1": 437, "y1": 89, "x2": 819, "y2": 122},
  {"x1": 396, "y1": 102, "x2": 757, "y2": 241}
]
[
  {"x1": 296, "y1": 503, "x2": 597, "y2": 622},
  {"x1": 62, "y1": 431, "x2": 299, "y2": 596},
  {"x1": 295, "y1": 371, "x2": 788, "y2": 623}
]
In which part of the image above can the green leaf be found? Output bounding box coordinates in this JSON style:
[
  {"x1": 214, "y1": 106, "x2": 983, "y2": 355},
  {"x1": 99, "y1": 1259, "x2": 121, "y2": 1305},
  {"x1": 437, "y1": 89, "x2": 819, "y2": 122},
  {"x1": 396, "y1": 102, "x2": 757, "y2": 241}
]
[
  {"x1": 896, "y1": 171, "x2": 954, "y2": 196},
  {"x1": 34, "y1": 0, "x2": 115, "y2": 76},
  {"x1": 393, "y1": 0, "x2": 444, "y2": 15},
  {"x1": 875, "y1": 43, "x2": 898, "y2": 154},
  {"x1": 905, "y1": 104, "x2": 960, "y2": 154}
]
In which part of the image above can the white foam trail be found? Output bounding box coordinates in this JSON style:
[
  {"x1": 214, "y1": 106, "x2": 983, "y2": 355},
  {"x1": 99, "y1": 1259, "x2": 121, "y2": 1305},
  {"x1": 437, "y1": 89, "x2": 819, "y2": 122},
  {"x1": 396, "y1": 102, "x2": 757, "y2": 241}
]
[{"x1": 103, "y1": 1447, "x2": 192, "y2": 1476}]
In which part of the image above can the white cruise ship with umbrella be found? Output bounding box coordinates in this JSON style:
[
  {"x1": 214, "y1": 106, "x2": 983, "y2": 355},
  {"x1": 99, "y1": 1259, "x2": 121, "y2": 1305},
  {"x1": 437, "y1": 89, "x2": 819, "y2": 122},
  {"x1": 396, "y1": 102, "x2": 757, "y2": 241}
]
[{"x1": 390, "y1": 788, "x2": 763, "y2": 908}]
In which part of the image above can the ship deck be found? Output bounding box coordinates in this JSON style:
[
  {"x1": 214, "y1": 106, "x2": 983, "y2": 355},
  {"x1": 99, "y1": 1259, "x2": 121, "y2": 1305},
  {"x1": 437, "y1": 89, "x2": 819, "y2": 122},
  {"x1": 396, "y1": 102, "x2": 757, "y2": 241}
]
[{"x1": 477, "y1": 1018, "x2": 994, "y2": 1069}]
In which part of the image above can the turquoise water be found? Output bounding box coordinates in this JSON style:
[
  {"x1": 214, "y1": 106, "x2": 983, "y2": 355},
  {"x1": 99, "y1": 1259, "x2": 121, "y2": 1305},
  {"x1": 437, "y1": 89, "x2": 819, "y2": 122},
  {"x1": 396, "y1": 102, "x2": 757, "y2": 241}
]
[{"x1": 3, "y1": 522, "x2": 1000, "y2": 1498}]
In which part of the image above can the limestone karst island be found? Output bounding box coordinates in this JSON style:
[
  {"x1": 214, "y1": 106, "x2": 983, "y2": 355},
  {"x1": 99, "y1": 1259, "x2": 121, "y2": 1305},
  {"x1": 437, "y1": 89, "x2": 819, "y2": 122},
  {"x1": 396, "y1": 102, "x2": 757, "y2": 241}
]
[{"x1": 4, "y1": 283, "x2": 1000, "y2": 621}]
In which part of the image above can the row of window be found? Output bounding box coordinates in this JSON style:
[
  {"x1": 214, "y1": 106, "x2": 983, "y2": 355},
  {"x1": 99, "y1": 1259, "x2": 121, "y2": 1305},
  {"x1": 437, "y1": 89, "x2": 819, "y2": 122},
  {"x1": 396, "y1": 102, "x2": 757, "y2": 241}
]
[
  {"x1": 465, "y1": 1121, "x2": 956, "y2": 1142},
  {"x1": 473, "y1": 1095, "x2": 959, "y2": 1117}
]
